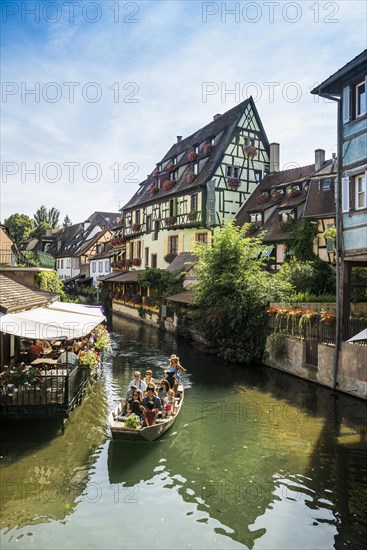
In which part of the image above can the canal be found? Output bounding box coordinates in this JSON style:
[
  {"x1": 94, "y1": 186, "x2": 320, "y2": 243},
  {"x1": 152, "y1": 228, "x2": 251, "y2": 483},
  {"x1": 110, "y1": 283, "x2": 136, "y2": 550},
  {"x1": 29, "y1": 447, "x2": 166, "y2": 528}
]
[{"x1": 1, "y1": 315, "x2": 366, "y2": 549}]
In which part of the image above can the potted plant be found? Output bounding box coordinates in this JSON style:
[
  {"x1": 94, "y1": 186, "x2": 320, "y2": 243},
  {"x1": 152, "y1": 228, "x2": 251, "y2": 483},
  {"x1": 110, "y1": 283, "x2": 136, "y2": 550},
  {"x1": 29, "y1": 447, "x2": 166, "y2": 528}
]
[
  {"x1": 132, "y1": 258, "x2": 141, "y2": 266},
  {"x1": 188, "y1": 151, "x2": 198, "y2": 161},
  {"x1": 227, "y1": 177, "x2": 241, "y2": 190},
  {"x1": 257, "y1": 191, "x2": 270, "y2": 204},
  {"x1": 149, "y1": 186, "x2": 159, "y2": 196},
  {"x1": 243, "y1": 145, "x2": 257, "y2": 158},
  {"x1": 320, "y1": 309, "x2": 334, "y2": 325},
  {"x1": 131, "y1": 223, "x2": 141, "y2": 232},
  {"x1": 186, "y1": 172, "x2": 197, "y2": 184},
  {"x1": 203, "y1": 143, "x2": 214, "y2": 155}
]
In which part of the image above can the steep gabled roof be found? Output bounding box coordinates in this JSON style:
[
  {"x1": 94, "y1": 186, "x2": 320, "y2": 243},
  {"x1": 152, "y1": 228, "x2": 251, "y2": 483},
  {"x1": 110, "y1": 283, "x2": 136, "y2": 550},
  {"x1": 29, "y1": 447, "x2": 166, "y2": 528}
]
[
  {"x1": 48, "y1": 222, "x2": 84, "y2": 258},
  {"x1": 122, "y1": 97, "x2": 269, "y2": 211},
  {"x1": 166, "y1": 253, "x2": 198, "y2": 273},
  {"x1": 86, "y1": 212, "x2": 121, "y2": 228},
  {"x1": 235, "y1": 164, "x2": 315, "y2": 226},
  {"x1": 303, "y1": 160, "x2": 337, "y2": 218}
]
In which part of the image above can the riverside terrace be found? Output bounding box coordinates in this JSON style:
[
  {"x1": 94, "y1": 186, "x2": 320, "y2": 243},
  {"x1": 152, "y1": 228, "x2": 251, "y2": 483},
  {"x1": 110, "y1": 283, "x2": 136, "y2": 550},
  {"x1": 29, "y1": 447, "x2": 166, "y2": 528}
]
[{"x1": 0, "y1": 276, "x2": 108, "y2": 424}]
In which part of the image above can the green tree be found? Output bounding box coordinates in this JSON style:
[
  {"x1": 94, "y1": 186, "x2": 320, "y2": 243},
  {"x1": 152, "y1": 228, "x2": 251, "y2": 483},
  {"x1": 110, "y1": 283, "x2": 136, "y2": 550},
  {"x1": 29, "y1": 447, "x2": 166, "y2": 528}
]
[
  {"x1": 275, "y1": 257, "x2": 335, "y2": 295},
  {"x1": 34, "y1": 205, "x2": 48, "y2": 226},
  {"x1": 3, "y1": 213, "x2": 34, "y2": 245},
  {"x1": 30, "y1": 221, "x2": 51, "y2": 239},
  {"x1": 192, "y1": 221, "x2": 291, "y2": 364},
  {"x1": 287, "y1": 219, "x2": 318, "y2": 261},
  {"x1": 137, "y1": 269, "x2": 184, "y2": 313},
  {"x1": 34, "y1": 206, "x2": 60, "y2": 229},
  {"x1": 63, "y1": 215, "x2": 72, "y2": 227},
  {"x1": 34, "y1": 271, "x2": 68, "y2": 302}
]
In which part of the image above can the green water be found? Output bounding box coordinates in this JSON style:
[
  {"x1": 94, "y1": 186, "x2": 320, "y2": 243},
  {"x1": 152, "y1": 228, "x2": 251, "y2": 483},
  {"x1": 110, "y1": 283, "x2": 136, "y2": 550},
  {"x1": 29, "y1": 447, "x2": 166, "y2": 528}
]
[{"x1": 0, "y1": 315, "x2": 366, "y2": 549}]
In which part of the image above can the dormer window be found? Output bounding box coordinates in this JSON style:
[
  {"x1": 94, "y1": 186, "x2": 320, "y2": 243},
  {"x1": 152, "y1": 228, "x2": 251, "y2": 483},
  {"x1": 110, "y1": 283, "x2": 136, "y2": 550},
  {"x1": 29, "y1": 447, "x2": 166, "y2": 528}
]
[
  {"x1": 250, "y1": 213, "x2": 262, "y2": 223},
  {"x1": 157, "y1": 163, "x2": 162, "y2": 172},
  {"x1": 170, "y1": 170, "x2": 177, "y2": 181}
]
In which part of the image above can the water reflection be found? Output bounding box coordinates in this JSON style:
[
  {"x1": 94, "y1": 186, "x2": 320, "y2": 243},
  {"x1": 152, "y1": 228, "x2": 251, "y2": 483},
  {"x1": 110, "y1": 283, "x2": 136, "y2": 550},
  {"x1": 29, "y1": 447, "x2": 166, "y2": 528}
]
[{"x1": 0, "y1": 315, "x2": 366, "y2": 550}]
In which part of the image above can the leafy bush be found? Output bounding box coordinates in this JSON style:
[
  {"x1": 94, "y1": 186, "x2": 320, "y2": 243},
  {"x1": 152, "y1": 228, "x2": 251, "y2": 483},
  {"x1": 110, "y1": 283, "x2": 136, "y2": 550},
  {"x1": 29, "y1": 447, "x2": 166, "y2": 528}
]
[
  {"x1": 124, "y1": 414, "x2": 141, "y2": 429},
  {"x1": 275, "y1": 258, "x2": 335, "y2": 296}
]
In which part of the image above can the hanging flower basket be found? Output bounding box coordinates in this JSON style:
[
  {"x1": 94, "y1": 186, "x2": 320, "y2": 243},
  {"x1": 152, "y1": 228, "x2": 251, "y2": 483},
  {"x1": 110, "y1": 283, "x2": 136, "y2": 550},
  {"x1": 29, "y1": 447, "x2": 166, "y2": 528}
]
[
  {"x1": 188, "y1": 151, "x2": 198, "y2": 161},
  {"x1": 320, "y1": 309, "x2": 335, "y2": 324},
  {"x1": 152, "y1": 168, "x2": 159, "y2": 177},
  {"x1": 271, "y1": 189, "x2": 284, "y2": 203},
  {"x1": 131, "y1": 223, "x2": 141, "y2": 232},
  {"x1": 166, "y1": 161, "x2": 174, "y2": 171},
  {"x1": 227, "y1": 177, "x2": 241, "y2": 190},
  {"x1": 149, "y1": 186, "x2": 159, "y2": 196},
  {"x1": 287, "y1": 187, "x2": 301, "y2": 198},
  {"x1": 163, "y1": 180, "x2": 175, "y2": 191},
  {"x1": 257, "y1": 191, "x2": 270, "y2": 204},
  {"x1": 186, "y1": 172, "x2": 196, "y2": 184},
  {"x1": 164, "y1": 216, "x2": 177, "y2": 227},
  {"x1": 203, "y1": 143, "x2": 214, "y2": 155},
  {"x1": 132, "y1": 258, "x2": 141, "y2": 266},
  {"x1": 243, "y1": 145, "x2": 257, "y2": 158}
]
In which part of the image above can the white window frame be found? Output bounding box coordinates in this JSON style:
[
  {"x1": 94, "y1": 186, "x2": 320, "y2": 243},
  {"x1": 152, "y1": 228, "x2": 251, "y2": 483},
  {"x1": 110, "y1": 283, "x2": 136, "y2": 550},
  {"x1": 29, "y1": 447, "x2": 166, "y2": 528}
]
[
  {"x1": 356, "y1": 80, "x2": 366, "y2": 117},
  {"x1": 105, "y1": 260, "x2": 109, "y2": 271},
  {"x1": 193, "y1": 163, "x2": 199, "y2": 175},
  {"x1": 355, "y1": 173, "x2": 366, "y2": 210},
  {"x1": 92, "y1": 263, "x2": 96, "y2": 273},
  {"x1": 98, "y1": 261, "x2": 103, "y2": 273}
]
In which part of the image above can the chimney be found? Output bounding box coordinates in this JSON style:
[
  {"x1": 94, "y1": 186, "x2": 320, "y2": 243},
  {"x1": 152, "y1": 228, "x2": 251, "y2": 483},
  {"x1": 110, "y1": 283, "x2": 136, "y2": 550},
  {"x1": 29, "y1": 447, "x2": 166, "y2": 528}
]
[
  {"x1": 213, "y1": 114, "x2": 221, "y2": 121},
  {"x1": 332, "y1": 152, "x2": 336, "y2": 160},
  {"x1": 270, "y1": 142, "x2": 280, "y2": 172},
  {"x1": 45, "y1": 228, "x2": 53, "y2": 237},
  {"x1": 177, "y1": 136, "x2": 182, "y2": 143},
  {"x1": 315, "y1": 149, "x2": 325, "y2": 171}
]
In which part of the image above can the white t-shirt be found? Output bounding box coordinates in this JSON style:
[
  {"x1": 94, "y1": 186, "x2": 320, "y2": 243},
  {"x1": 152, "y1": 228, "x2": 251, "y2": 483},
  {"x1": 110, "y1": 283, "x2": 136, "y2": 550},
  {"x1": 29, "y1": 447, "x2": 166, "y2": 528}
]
[{"x1": 127, "y1": 379, "x2": 147, "y2": 392}]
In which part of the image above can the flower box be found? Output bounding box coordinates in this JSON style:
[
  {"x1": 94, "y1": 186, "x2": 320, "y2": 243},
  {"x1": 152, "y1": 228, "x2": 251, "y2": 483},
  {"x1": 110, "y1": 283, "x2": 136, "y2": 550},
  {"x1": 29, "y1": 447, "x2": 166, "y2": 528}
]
[
  {"x1": 163, "y1": 180, "x2": 175, "y2": 191},
  {"x1": 131, "y1": 224, "x2": 141, "y2": 232},
  {"x1": 243, "y1": 145, "x2": 257, "y2": 158},
  {"x1": 257, "y1": 192, "x2": 270, "y2": 204},
  {"x1": 164, "y1": 216, "x2": 177, "y2": 227},
  {"x1": 227, "y1": 177, "x2": 241, "y2": 190},
  {"x1": 188, "y1": 151, "x2": 198, "y2": 161},
  {"x1": 132, "y1": 258, "x2": 141, "y2": 266},
  {"x1": 203, "y1": 143, "x2": 214, "y2": 155},
  {"x1": 287, "y1": 187, "x2": 301, "y2": 198},
  {"x1": 149, "y1": 186, "x2": 159, "y2": 196},
  {"x1": 186, "y1": 172, "x2": 196, "y2": 184},
  {"x1": 271, "y1": 189, "x2": 284, "y2": 203}
]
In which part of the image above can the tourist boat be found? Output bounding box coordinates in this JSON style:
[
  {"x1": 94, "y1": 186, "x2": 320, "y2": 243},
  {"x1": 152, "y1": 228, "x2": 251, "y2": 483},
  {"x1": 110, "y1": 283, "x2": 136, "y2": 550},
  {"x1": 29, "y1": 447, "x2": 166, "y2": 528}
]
[{"x1": 108, "y1": 386, "x2": 184, "y2": 441}]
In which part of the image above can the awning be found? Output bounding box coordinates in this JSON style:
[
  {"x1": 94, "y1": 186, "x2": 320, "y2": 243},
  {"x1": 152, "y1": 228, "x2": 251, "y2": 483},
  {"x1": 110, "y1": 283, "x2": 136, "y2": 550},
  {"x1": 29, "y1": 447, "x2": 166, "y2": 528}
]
[
  {"x1": 0, "y1": 301, "x2": 105, "y2": 340},
  {"x1": 166, "y1": 290, "x2": 195, "y2": 305},
  {"x1": 347, "y1": 328, "x2": 367, "y2": 343}
]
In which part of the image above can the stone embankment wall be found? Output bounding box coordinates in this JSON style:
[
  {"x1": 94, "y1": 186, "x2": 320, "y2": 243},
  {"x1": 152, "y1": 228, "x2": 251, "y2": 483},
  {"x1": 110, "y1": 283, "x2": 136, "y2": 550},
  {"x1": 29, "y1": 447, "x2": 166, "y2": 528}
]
[{"x1": 264, "y1": 334, "x2": 366, "y2": 400}]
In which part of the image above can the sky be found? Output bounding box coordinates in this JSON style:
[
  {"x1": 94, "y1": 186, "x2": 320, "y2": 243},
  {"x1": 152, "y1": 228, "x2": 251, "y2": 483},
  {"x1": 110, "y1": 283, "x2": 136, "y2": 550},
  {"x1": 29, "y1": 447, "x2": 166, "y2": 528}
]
[{"x1": 1, "y1": 0, "x2": 366, "y2": 225}]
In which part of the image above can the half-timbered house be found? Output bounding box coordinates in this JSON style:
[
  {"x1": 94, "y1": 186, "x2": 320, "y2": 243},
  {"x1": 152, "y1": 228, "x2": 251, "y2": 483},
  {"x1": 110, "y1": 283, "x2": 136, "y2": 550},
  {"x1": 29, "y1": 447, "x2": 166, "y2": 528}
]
[{"x1": 115, "y1": 97, "x2": 270, "y2": 269}]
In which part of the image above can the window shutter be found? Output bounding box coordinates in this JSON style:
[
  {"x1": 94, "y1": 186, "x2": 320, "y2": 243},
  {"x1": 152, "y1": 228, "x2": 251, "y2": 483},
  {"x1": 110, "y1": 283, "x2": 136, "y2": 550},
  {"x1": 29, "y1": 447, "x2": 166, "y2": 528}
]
[
  {"x1": 206, "y1": 231, "x2": 212, "y2": 246},
  {"x1": 178, "y1": 233, "x2": 184, "y2": 253},
  {"x1": 342, "y1": 176, "x2": 350, "y2": 212},
  {"x1": 189, "y1": 231, "x2": 196, "y2": 252},
  {"x1": 163, "y1": 236, "x2": 168, "y2": 256},
  {"x1": 364, "y1": 172, "x2": 367, "y2": 208},
  {"x1": 364, "y1": 76, "x2": 367, "y2": 115},
  {"x1": 342, "y1": 86, "x2": 350, "y2": 123}
]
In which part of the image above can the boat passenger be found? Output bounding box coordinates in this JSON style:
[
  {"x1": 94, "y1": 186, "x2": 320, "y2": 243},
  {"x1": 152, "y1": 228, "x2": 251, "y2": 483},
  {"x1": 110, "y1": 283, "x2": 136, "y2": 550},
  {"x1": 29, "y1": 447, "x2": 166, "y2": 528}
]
[
  {"x1": 158, "y1": 380, "x2": 170, "y2": 402},
  {"x1": 143, "y1": 370, "x2": 157, "y2": 392},
  {"x1": 42, "y1": 340, "x2": 52, "y2": 350},
  {"x1": 162, "y1": 389, "x2": 176, "y2": 418},
  {"x1": 142, "y1": 387, "x2": 161, "y2": 413},
  {"x1": 127, "y1": 371, "x2": 147, "y2": 392},
  {"x1": 143, "y1": 401, "x2": 156, "y2": 427},
  {"x1": 166, "y1": 355, "x2": 185, "y2": 395},
  {"x1": 127, "y1": 392, "x2": 144, "y2": 418},
  {"x1": 126, "y1": 384, "x2": 143, "y2": 400}
]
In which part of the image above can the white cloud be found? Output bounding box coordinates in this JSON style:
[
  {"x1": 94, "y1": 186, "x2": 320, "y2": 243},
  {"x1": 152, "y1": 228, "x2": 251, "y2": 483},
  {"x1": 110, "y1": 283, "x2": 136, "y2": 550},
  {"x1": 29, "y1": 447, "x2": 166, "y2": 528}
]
[{"x1": 1, "y1": 0, "x2": 366, "y2": 222}]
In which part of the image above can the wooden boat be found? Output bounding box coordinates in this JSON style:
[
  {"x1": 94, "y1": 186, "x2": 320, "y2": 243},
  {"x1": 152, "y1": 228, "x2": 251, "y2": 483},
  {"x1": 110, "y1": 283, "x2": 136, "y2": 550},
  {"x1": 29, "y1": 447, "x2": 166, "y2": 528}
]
[{"x1": 108, "y1": 386, "x2": 184, "y2": 441}]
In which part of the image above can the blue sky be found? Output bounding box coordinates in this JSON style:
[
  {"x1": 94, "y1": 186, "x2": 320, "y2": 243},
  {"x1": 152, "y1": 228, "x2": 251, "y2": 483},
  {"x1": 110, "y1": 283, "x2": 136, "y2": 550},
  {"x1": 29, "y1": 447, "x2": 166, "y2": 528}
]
[{"x1": 1, "y1": 0, "x2": 366, "y2": 224}]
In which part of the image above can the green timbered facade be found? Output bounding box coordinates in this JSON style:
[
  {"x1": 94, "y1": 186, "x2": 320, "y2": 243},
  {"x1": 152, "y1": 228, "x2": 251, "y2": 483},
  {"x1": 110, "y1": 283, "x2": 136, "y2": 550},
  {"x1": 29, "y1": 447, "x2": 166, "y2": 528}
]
[{"x1": 112, "y1": 97, "x2": 270, "y2": 269}]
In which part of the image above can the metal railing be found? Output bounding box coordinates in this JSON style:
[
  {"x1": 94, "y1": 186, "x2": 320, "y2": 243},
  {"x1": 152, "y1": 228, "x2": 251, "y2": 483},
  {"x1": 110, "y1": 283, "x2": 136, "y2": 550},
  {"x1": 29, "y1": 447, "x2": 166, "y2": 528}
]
[{"x1": 0, "y1": 249, "x2": 55, "y2": 268}]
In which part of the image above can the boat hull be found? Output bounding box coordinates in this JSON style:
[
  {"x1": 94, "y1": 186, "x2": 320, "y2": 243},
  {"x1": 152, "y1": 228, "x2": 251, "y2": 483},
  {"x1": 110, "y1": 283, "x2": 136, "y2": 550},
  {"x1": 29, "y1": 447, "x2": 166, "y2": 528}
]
[{"x1": 108, "y1": 387, "x2": 183, "y2": 441}]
